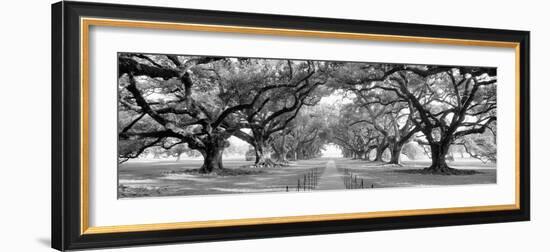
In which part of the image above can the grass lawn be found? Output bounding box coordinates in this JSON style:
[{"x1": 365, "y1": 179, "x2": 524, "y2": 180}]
[
  {"x1": 335, "y1": 158, "x2": 496, "y2": 188},
  {"x1": 119, "y1": 157, "x2": 496, "y2": 198},
  {"x1": 118, "y1": 157, "x2": 326, "y2": 198}
]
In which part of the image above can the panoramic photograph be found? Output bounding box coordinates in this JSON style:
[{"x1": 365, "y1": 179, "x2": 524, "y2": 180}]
[{"x1": 117, "y1": 53, "x2": 497, "y2": 198}]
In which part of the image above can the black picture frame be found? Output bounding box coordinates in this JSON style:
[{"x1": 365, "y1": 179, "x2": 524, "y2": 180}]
[{"x1": 52, "y1": 1, "x2": 530, "y2": 251}]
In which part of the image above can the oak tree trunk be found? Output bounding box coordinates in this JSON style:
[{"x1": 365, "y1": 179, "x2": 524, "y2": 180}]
[
  {"x1": 277, "y1": 149, "x2": 288, "y2": 163},
  {"x1": 199, "y1": 136, "x2": 227, "y2": 173},
  {"x1": 200, "y1": 147, "x2": 224, "y2": 173},
  {"x1": 424, "y1": 142, "x2": 453, "y2": 174},
  {"x1": 389, "y1": 143, "x2": 404, "y2": 164},
  {"x1": 254, "y1": 143, "x2": 276, "y2": 167},
  {"x1": 276, "y1": 135, "x2": 288, "y2": 163},
  {"x1": 375, "y1": 144, "x2": 387, "y2": 162}
]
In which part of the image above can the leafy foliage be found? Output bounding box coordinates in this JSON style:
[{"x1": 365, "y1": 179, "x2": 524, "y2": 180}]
[{"x1": 118, "y1": 52, "x2": 497, "y2": 174}]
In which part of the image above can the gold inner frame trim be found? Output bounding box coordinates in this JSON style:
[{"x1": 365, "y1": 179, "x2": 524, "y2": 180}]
[
  {"x1": 80, "y1": 17, "x2": 522, "y2": 235},
  {"x1": 84, "y1": 204, "x2": 517, "y2": 234}
]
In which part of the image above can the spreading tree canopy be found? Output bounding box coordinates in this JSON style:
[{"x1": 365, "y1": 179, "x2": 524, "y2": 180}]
[{"x1": 118, "y1": 54, "x2": 325, "y2": 173}]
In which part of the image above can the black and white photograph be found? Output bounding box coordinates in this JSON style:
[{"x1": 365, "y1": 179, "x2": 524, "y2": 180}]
[
  {"x1": 117, "y1": 53, "x2": 497, "y2": 198},
  {"x1": 1, "y1": 0, "x2": 543, "y2": 251}
]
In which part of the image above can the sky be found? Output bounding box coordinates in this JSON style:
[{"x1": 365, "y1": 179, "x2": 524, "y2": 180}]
[
  {"x1": 321, "y1": 143, "x2": 342, "y2": 158},
  {"x1": 319, "y1": 90, "x2": 354, "y2": 106}
]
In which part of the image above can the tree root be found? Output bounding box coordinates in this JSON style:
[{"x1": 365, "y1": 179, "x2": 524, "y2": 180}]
[
  {"x1": 252, "y1": 159, "x2": 289, "y2": 168},
  {"x1": 421, "y1": 166, "x2": 479, "y2": 175},
  {"x1": 394, "y1": 166, "x2": 481, "y2": 175},
  {"x1": 381, "y1": 163, "x2": 404, "y2": 167}
]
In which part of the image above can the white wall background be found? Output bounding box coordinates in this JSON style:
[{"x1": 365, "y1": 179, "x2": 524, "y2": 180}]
[{"x1": 0, "y1": 0, "x2": 546, "y2": 251}]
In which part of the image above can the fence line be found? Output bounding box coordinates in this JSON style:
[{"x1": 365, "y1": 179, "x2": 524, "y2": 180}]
[
  {"x1": 341, "y1": 168, "x2": 374, "y2": 190},
  {"x1": 289, "y1": 167, "x2": 322, "y2": 192}
]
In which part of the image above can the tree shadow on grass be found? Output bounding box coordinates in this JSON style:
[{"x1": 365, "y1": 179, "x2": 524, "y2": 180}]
[
  {"x1": 167, "y1": 168, "x2": 266, "y2": 177},
  {"x1": 393, "y1": 168, "x2": 483, "y2": 176}
]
